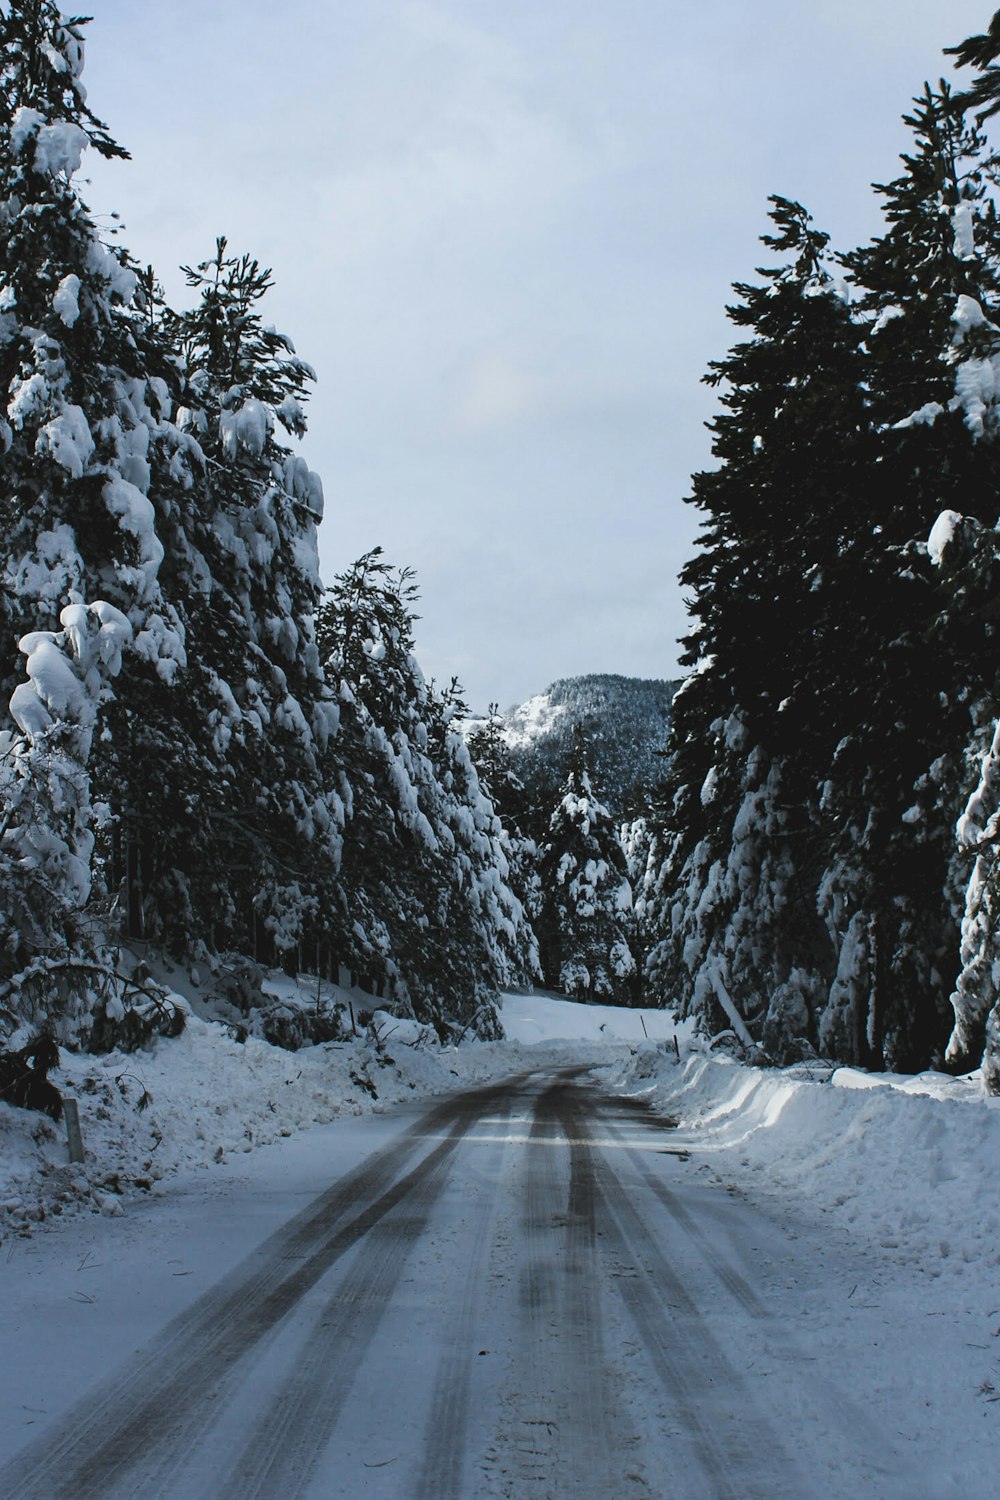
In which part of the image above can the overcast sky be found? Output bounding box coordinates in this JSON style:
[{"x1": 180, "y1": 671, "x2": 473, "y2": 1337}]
[{"x1": 79, "y1": 0, "x2": 991, "y2": 712}]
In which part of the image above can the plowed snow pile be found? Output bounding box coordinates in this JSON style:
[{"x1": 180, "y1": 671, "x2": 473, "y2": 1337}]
[{"x1": 612, "y1": 1045, "x2": 1000, "y2": 1279}]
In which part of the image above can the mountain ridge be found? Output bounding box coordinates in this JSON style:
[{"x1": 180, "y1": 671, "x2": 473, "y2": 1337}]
[{"x1": 468, "y1": 672, "x2": 679, "y2": 818}]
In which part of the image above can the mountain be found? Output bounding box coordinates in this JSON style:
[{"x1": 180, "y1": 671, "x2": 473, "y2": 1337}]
[{"x1": 469, "y1": 674, "x2": 679, "y2": 820}]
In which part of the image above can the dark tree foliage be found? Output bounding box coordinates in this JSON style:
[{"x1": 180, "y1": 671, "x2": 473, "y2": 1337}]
[
  {"x1": 818, "y1": 84, "x2": 1000, "y2": 1069},
  {"x1": 646, "y1": 196, "x2": 871, "y2": 1053},
  {"x1": 947, "y1": 11, "x2": 1000, "y2": 122},
  {"x1": 646, "y1": 82, "x2": 1000, "y2": 1071}
]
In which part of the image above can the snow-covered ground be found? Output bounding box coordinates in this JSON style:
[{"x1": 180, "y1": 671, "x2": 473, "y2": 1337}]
[
  {"x1": 3, "y1": 986, "x2": 1000, "y2": 1495},
  {"x1": 0, "y1": 980, "x2": 678, "y2": 1239},
  {"x1": 3, "y1": 979, "x2": 999, "y2": 1283},
  {"x1": 611, "y1": 1043, "x2": 1000, "y2": 1283}
]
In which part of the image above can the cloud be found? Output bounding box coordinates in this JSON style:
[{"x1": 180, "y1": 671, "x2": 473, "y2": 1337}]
[{"x1": 80, "y1": 0, "x2": 991, "y2": 710}]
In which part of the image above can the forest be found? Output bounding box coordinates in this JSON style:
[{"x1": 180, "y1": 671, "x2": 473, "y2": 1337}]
[{"x1": 5, "y1": 2, "x2": 1000, "y2": 1088}]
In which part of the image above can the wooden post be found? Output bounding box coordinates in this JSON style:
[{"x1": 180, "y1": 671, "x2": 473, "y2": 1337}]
[{"x1": 64, "y1": 1097, "x2": 85, "y2": 1164}]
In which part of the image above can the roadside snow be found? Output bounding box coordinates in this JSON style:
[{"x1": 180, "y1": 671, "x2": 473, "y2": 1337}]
[
  {"x1": 0, "y1": 1007, "x2": 481, "y2": 1240},
  {"x1": 7, "y1": 975, "x2": 1000, "y2": 1302},
  {"x1": 611, "y1": 1045, "x2": 1000, "y2": 1281},
  {"x1": 0, "y1": 981, "x2": 642, "y2": 1242}
]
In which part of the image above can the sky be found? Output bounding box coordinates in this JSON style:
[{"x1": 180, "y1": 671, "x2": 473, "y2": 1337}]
[{"x1": 77, "y1": 0, "x2": 993, "y2": 712}]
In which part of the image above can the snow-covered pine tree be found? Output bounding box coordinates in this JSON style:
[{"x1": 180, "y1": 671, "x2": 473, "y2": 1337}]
[
  {"x1": 147, "y1": 239, "x2": 342, "y2": 961},
  {"x1": 924, "y1": 515, "x2": 1000, "y2": 1082},
  {"x1": 316, "y1": 550, "x2": 426, "y2": 998},
  {"x1": 643, "y1": 198, "x2": 870, "y2": 1058},
  {"x1": 538, "y1": 730, "x2": 636, "y2": 1000},
  {"x1": 466, "y1": 703, "x2": 542, "y2": 951},
  {"x1": 423, "y1": 677, "x2": 539, "y2": 1020},
  {"x1": 318, "y1": 553, "x2": 532, "y2": 1033},
  {"x1": 0, "y1": 598, "x2": 132, "y2": 1036},
  {"x1": 0, "y1": 2, "x2": 188, "y2": 1030},
  {"x1": 816, "y1": 84, "x2": 1000, "y2": 1069},
  {"x1": 914, "y1": 24, "x2": 1000, "y2": 1088},
  {"x1": 0, "y1": 2, "x2": 180, "y2": 667}
]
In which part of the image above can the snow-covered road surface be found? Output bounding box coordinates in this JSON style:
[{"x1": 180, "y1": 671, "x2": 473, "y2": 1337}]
[{"x1": 0, "y1": 1063, "x2": 975, "y2": 1499}]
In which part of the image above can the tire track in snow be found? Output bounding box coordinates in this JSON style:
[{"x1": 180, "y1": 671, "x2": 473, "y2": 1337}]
[
  {"x1": 589, "y1": 1120, "x2": 808, "y2": 1500},
  {"x1": 218, "y1": 1092, "x2": 516, "y2": 1500},
  {"x1": 486, "y1": 1078, "x2": 642, "y2": 1500},
  {"x1": 2, "y1": 1077, "x2": 526, "y2": 1500},
  {"x1": 598, "y1": 1098, "x2": 916, "y2": 1497},
  {"x1": 412, "y1": 1100, "x2": 513, "y2": 1500},
  {"x1": 549, "y1": 1083, "x2": 646, "y2": 1498},
  {"x1": 214, "y1": 1127, "x2": 471, "y2": 1498},
  {"x1": 597, "y1": 1094, "x2": 767, "y2": 1317}
]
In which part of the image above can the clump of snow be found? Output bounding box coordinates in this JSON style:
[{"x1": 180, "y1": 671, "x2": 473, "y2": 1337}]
[
  {"x1": 84, "y1": 238, "x2": 137, "y2": 304},
  {"x1": 102, "y1": 474, "x2": 164, "y2": 595},
  {"x1": 894, "y1": 400, "x2": 944, "y2": 430},
  {"x1": 9, "y1": 106, "x2": 44, "y2": 156},
  {"x1": 927, "y1": 509, "x2": 962, "y2": 566},
  {"x1": 35, "y1": 403, "x2": 94, "y2": 478},
  {"x1": 953, "y1": 293, "x2": 989, "y2": 338},
  {"x1": 6, "y1": 109, "x2": 88, "y2": 175},
  {"x1": 17, "y1": 632, "x2": 86, "y2": 723},
  {"x1": 948, "y1": 296, "x2": 1000, "y2": 439},
  {"x1": 953, "y1": 355, "x2": 1000, "y2": 440},
  {"x1": 53, "y1": 274, "x2": 81, "y2": 327},
  {"x1": 10, "y1": 523, "x2": 82, "y2": 605},
  {"x1": 220, "y1": 399, "x2": 270, "y2": 461},
  {"x1": 953, "y1": 201, "x2": 977, "y2": 260},
  {"x1": 32, "y1": 120, "x2": 89, "y2": 177},
  {"x1": 872, "y1": 303, "x2": 904, "y2": 334}
]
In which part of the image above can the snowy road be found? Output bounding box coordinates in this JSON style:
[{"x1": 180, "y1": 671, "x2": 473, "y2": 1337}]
[{"x1": 1, "y1": 1065, "x2": 958, "y2": 1499}]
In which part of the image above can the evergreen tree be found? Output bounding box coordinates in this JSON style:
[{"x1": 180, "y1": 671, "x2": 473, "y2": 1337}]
[
  {"x1": 815, "y1": 84, "x2": 1000, "y2": 1068},
  {"x1": 0, "y1": 2, "x2": 186, "y2": 1030},
  {"x1": 932, "y1": 16, "x2": 1000, "y2": 1091},
  {"x1": 649, "y1": 90, "x2": 1000, "y2": 1069},
  {"x1": 644, "y1": 197, "x2": 870, "y2": 1056},
  {"x1": 134, "y1": 238, "x2": 342, "y2": 959},
  {"x1": 0, "y1": 2, "x2": 179, "y2": 665},
  {"x1": 317, "y1": 550, "x2": 429, "y2": 998},
  {"x1": 538, "y1": 731, "x2": 636, "y2": 1000},
  {"x1": 318, "y1": 553, "x2": 532, "y2": 1033},
  {"x1": 947, "y1": 11, "x2": 1000, "y2": 123},
  {"x1": 424, "y1": 677, "x2": 539, "y2": 1013},
  {"x1": 466, "y1": 703, "x2": 542, "y2": 943},
  {"x1": 0, "y1": 598, "x2": 131, "y2": 1036}
]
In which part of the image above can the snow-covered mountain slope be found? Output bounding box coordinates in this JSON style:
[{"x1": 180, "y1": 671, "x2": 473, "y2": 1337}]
[{"x1": 470, "y1": 673, "x2": 678, "y2": 815}]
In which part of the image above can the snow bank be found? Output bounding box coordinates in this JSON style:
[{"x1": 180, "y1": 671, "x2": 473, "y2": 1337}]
[{"x1": 611, "y1": 1046, "x2": 1000, "y2": 1279}]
